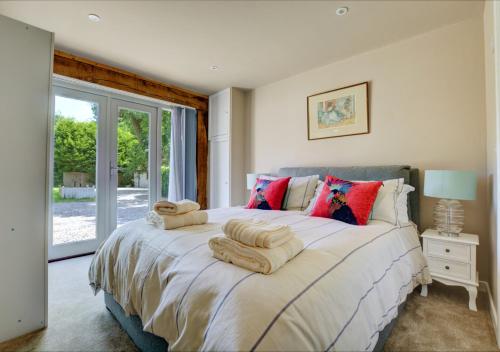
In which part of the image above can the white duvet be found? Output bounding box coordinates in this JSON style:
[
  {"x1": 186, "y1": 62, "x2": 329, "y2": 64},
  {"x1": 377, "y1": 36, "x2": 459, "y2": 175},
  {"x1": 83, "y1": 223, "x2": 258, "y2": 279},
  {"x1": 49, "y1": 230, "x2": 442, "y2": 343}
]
[{"x1": 89, "y1": 208, "x2": 431, "y2": 351}]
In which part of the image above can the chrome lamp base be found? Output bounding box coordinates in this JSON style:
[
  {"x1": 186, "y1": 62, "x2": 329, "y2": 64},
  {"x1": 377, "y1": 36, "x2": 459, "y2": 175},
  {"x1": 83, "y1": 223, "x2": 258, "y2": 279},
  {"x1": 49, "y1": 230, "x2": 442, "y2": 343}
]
[{"x1": 433, "y1": 199, "x2": 464, "y2": 236}]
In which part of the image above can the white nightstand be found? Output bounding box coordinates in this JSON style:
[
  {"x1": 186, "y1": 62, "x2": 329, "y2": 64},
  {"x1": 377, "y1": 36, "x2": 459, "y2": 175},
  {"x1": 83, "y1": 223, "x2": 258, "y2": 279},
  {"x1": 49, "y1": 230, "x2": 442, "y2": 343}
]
[{"x1": 421, "y1": 229, "x2": 479, "y2": 311}]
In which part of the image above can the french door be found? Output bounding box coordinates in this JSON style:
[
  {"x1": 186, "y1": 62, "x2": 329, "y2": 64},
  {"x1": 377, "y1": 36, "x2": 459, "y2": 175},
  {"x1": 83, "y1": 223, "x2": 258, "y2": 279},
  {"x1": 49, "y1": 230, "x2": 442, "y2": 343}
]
[
  {"x1": 109, "y1": 99, "x2": 158, "y2": 230},
  {"x1": 49, "y1": 85, "x2": 165, "y2": 260},
  {"x1": 49, "y1": 86, "x2": 108, "y2": 260}
]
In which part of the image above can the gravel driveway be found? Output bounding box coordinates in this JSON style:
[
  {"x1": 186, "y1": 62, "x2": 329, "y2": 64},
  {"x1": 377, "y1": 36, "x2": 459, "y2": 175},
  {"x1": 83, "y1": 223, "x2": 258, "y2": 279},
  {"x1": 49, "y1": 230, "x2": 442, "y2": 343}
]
[{"x1": 52, "y1": 188, "x2": 148, "y2": 245}]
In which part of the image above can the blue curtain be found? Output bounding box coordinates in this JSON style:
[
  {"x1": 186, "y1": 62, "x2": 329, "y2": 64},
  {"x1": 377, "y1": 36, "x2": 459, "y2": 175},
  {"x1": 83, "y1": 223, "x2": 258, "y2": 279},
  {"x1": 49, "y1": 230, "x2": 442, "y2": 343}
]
[
  {"x1": 168, "y1": 107, "x2": 197, "y2": 201},
  {"x1": 184, "y1": 109, "x2": 197, "y2": 201}
]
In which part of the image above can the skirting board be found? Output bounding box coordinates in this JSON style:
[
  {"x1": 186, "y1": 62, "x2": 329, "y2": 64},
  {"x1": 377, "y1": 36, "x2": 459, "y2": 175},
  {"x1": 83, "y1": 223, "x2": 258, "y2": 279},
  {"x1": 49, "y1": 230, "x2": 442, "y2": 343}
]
[{"x1": 479, "y1": 280, "x2": 499, "y2": 347}]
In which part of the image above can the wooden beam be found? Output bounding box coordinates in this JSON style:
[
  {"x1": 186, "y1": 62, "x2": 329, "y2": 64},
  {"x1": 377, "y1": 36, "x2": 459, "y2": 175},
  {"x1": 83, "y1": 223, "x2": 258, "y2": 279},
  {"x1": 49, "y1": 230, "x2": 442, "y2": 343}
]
[
  {"x1": 196, "y1": 110, "x2": 209, "y2": 209},
  {"x1": 53, "y1": 50, "x2": 208, "y2": 111}
]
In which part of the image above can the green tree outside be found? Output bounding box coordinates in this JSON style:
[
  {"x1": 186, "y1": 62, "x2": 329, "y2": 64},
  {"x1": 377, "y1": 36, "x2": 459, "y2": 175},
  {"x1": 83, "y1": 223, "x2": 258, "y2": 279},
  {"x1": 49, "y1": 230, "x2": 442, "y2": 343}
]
[{"x1": 53, "y1": 115, "x2": 97, "y2": 186}]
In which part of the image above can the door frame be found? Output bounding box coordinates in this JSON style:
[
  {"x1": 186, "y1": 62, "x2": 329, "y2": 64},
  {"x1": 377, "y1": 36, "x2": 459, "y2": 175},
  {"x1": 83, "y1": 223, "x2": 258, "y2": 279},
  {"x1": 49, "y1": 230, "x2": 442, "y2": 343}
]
[{"x1": 48, "y1": 86, "x2": 108, "y2": 260}]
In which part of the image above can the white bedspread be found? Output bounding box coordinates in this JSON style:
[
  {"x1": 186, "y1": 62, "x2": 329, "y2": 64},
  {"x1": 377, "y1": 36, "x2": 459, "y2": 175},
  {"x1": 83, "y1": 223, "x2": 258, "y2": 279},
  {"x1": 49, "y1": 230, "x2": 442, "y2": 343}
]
[{"x1": 89, "y1": 208, "x2": 431, "y2": 351}]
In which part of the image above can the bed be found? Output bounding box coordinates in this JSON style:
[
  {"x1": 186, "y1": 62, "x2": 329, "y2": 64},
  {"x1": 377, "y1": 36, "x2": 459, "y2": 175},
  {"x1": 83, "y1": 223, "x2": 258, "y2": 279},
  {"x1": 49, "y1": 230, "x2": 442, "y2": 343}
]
[{"x1": 89, "y1": 165, "x2": 431, "y2": 351}]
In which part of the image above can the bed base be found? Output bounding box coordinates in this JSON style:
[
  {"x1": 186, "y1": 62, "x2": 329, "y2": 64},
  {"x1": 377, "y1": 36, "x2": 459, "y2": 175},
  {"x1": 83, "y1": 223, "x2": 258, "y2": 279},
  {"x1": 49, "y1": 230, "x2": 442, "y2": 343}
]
[
  {"x1": 105, "y1": 293, "x2": 168, "y2": 352},
  {"x1": 373, "y1": 302, "x2": 405, "y2": 352},
  {"x1": 104, "y1": 293, "x2": 403, "y2": 352}
]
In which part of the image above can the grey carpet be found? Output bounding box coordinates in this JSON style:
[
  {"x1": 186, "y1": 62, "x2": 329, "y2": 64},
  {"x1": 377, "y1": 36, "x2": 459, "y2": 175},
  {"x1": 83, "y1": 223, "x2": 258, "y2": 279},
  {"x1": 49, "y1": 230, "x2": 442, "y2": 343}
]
[
  {"x1": 385, "y1": 281, "x2": 498, "y2": 351},
  {"x1": 0, "y1": 255, "x2": 497, "y2": 351}
]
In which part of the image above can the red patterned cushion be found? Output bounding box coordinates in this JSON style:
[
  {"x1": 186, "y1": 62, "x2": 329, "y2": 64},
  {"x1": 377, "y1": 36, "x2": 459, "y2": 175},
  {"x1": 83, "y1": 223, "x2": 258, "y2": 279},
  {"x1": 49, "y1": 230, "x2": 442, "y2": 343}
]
[
  {"x1": 246, "y1": 177, "x2": 291, "y2": 210},
  {"x1": 310, "y1": 175, "x2": 382, "y2": 225}
]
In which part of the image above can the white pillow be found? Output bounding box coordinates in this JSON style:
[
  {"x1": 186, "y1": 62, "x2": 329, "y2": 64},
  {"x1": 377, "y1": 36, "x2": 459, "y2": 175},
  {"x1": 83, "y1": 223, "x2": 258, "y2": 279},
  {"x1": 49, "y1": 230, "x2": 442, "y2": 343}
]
[
  {"x1": 261, "y1": 175, "x2": 319, "y2": 210},
  {"x1": 303, "y1": 180, "x2": 324, "y2": 215},
  {"x1": 364, "y1": 178, "x2": 414, "y2": 225},
  {"x1": 368, "y1": 178, "x2": 402, "y2": 225},
  {"x1": 395, "y1": 184, "x2": 415, "y2": 225}
]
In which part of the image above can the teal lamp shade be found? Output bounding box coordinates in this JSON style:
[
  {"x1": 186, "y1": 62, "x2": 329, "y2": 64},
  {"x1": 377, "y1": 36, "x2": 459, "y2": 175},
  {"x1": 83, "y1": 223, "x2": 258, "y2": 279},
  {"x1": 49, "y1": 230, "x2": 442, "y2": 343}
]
[{"x1": 424, "y1": 170, "x2": 477, "y2": 201}]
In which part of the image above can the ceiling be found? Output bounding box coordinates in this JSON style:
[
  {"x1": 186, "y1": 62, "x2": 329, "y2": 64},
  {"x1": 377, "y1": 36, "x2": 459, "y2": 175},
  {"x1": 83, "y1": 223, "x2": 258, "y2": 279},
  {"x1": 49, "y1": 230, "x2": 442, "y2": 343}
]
[{"x1": 0, "y1": 1, "x2": 483, "y2": 95}]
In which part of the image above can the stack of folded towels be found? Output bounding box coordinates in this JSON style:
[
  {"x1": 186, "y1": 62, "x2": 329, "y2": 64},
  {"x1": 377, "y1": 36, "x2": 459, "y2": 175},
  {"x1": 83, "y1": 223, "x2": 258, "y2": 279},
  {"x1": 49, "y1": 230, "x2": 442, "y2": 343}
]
[
  {"x1": 209, "y1": 219, "x2": 304, "y2": 274},
  {"x1": 146, "y1": 199, "x2": 208, "y2": 229}
]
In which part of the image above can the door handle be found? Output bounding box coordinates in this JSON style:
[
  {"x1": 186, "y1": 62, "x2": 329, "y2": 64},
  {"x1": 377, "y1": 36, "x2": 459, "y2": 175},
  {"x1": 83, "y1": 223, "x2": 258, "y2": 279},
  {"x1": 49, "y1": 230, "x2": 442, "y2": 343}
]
[{"x1": 110, "y1": 163, "x2": 119, "y2": 177}]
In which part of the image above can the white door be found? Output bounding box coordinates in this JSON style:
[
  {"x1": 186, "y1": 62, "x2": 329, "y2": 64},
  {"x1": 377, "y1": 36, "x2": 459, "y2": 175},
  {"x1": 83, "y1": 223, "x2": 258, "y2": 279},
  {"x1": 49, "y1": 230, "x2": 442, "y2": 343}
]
[
  {"x1": 209, "y1": 138, "x2": 230, "y2": 208},
  {"x1": 109, "y1": 99, "x2": 159, "y2": 231},
  {"x1": 208, "y1": 89, "x2": 230, "y2": 138},
  {"x1": 0, "y1": 14, "x2": 52, "y2": 342},
  {"x1": 49, "y1": 86, "x2": 108, "y2": 260}
]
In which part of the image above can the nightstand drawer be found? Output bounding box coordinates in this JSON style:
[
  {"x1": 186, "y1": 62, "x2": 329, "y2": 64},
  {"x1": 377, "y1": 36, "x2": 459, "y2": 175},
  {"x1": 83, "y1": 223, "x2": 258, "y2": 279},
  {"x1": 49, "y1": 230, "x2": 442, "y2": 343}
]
[
  {"x1": 427, "y1": 256, "x2": 471, "y2": 281},
  {"x1": 427, "y1": 239, "x2": 470, "y2": 263}
]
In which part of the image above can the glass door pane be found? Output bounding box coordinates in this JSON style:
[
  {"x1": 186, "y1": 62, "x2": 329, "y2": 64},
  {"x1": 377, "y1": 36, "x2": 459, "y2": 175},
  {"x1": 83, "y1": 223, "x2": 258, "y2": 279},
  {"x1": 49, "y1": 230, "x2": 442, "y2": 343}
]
[
  {"x1": 160, "y1": 109, "x2": 172, "y2": 199},
  {"x1": 53, "y1": 96, "x2": 98, "y2": 244},
  {"x1": 110, "y1": 100, "x2": 158, "y2": 231},
  {"x1": 49, "y1": 87, "x2": 107, "y2": 260},
  {"x1": 117, "y1": 107, "x2": 149, "y2": 226}
]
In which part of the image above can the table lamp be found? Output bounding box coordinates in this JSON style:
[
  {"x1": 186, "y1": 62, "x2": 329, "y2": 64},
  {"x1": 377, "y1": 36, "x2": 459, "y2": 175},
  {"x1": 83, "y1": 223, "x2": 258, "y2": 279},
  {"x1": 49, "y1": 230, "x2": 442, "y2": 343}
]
[{"x1": 424, "y1": 170, "x2": 477, "y2": 236}]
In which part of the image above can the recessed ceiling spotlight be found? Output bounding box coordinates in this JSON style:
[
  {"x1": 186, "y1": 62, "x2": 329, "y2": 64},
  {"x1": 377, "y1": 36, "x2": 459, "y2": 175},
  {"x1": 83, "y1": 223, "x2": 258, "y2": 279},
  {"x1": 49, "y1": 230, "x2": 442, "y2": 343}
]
[
  {"x1": 336, "y1": 7, "x2": 349, "y2": 16},
  {"x1": 88, "y1": 14, "x2": 101, "y2": 22},
  {"x1": 210, "y1": 65, "x2": 218, "y2": 71}
]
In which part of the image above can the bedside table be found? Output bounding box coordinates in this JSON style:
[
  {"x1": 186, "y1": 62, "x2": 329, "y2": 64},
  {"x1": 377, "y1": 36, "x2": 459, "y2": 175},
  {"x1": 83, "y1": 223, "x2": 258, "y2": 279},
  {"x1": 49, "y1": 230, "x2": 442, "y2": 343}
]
[{"x1": 421, "y1": 229, "x2": 479, "y2": 311}]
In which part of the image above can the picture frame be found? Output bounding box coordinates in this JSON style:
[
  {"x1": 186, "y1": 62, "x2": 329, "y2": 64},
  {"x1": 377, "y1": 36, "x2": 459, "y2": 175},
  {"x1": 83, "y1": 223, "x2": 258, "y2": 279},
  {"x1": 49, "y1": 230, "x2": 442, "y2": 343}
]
[{"x1": 307, "y1": 82, "x2": 369, "y2": 140}]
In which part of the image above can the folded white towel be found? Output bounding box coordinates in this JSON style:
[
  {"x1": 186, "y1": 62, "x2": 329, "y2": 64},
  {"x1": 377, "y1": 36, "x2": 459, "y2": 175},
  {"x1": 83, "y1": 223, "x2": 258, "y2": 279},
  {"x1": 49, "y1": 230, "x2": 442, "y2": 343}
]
[
  {"x1": 153, "y1": 199, "x2": 200, "y2": 215},
  {"x1": 222, "y1": 218, "x2": 294, "y2": 249},
  {"x1": 208, "y1": 236, "x2": 304, "y2": 274},
  {"x1": 146, "y1": 210, "x2": 208, "y2": 230}
]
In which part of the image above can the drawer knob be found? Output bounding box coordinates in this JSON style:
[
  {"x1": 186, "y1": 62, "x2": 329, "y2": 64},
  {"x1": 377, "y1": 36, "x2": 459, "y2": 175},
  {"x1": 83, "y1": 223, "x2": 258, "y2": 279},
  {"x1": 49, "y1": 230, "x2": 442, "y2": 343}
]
[
  {"x1": 445, "y1": 248, "x2": 450, "y2": 253},
  {"x1": 445, "y1": 265, "x2": 450, "y2": 270}
]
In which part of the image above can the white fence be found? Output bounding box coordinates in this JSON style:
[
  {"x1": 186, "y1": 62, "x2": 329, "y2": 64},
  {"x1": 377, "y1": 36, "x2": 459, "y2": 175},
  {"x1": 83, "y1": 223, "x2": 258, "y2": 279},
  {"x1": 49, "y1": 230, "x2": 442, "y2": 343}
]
[{"x1": 59, "y1": 186, "x2": 96, "y2": 199}]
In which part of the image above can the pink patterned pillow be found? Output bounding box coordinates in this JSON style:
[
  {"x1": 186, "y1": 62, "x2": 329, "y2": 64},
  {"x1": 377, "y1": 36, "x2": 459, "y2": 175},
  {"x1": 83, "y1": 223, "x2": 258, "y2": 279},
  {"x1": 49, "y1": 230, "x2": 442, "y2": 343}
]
[
  {"x1": 246, "y1": 177, "x2": 291, "y2": 210},
  {"x1": 310, "y1": 175, "x2": 382, "y2": 225}
]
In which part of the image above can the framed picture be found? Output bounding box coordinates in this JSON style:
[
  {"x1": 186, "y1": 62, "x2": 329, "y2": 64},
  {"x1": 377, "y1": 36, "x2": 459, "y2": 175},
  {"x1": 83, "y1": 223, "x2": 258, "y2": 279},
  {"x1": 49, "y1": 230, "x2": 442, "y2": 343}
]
[{"x1": 307, "y1": 82, "x2": 369, "y2": 140}]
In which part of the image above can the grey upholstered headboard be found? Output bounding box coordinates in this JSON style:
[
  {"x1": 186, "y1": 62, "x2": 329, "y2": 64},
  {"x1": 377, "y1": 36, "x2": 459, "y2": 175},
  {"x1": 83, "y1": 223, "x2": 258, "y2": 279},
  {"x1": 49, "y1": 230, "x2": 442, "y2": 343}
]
[{"x1": 277, "y1": 165, "x2": 420, "y2": 229}]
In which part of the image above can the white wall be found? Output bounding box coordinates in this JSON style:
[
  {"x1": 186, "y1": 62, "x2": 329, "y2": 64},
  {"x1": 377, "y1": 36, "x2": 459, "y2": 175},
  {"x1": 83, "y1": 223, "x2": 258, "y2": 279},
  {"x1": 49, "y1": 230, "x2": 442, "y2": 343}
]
[
  {"x1": 0, "y1": 15, "x2": 52, "y2": 342},
  {"x1": 248, "y1": 18, "x2": 489, "y2": 280},
  {"x1": 484, "y1": 0, "x2": 500, "y2": 342}
]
